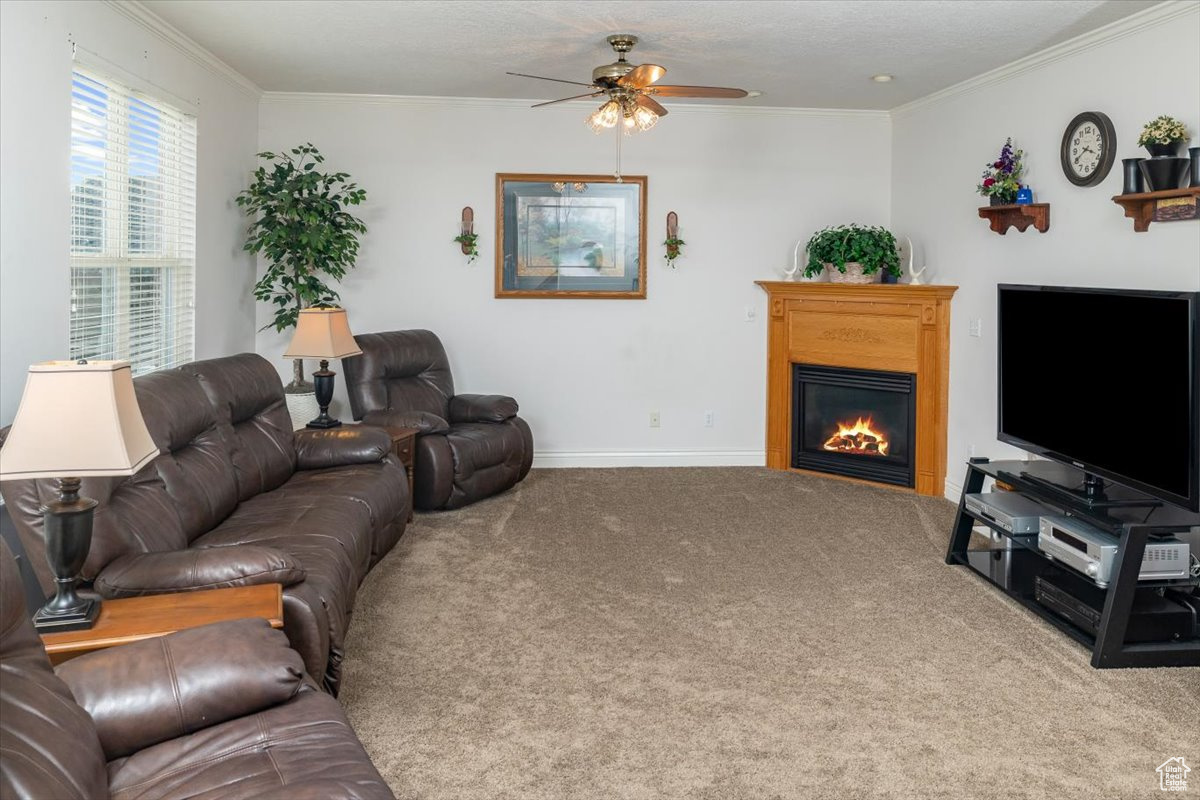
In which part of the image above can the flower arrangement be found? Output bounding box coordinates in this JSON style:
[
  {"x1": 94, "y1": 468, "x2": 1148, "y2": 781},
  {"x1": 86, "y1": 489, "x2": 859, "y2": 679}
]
[
  {"x1": 803, "y1": 224, "x2": 900, "y2": 278},
  {"x1": 977, "y1": 137, "x2": 1024, "y2": 203},
  {"x1": 1137, "y1": 115, "x2": 1188, "y2": 147},
  {"x1": 453, "y1": 232, "x2": 479, "y2": 264},
  {"x1": 663, "y1": 236, "x2": 685, "y2": 266}
]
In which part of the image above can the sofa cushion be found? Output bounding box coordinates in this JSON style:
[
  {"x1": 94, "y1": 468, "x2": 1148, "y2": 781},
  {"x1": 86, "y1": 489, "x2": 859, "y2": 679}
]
[
  {"x1": 269, "y1": 464, "x2": 407, "y2": 545},
  {"x1": 105, "y1": 688, "x2": 393, "y2": 800},
  {"x1": 0, "y1": 541, "x2": 110, "y2": 800},
  {"x1": 134, "y1": 370, "x2": 239, "y2": 541},
  {"x1": 179, "y1": 354, "x2": 297, "y2": 502}
]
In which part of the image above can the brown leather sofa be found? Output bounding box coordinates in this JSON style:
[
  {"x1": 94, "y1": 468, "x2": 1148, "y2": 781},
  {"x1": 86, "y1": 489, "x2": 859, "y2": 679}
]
[
  {"x1": 343, "y1": 330, "x2": 534, "y2": 510},
  {"x1": 0, "y1": 541, "x2": 395, "y2": 800},
  {"x1": 0, "y1": 353, "x2": 409, "y2": 694}
]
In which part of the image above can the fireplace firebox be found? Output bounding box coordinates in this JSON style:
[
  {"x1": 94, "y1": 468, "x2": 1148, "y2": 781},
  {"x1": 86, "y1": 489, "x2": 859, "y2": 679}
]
[{"x1": 792, "y1": 364, "x2": 916, "y2": 487}]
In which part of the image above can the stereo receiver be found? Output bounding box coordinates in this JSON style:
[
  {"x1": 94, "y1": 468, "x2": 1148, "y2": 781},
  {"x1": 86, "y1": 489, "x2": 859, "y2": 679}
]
[
  {"x1": 1037, "y1": 515, "x2": 1191, "y2": 586},
  {"x1": 964, "y1": 492, "x2": 1051, "y2": 535}
]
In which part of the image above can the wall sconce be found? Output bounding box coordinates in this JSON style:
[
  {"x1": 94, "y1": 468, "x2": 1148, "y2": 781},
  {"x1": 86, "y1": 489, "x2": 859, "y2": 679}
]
[{"x1": 454, "y1": 206, "x2": 479, "y2": 263}]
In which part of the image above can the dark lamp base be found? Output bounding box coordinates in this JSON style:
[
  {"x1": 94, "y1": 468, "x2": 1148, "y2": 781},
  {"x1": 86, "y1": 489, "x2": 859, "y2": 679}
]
[
  {"x1": 33, "y1": 597, "x2": 99, "y2": 633},
  {"x1": 305, "y1": 415, "x2": 343, "y2": 429}
]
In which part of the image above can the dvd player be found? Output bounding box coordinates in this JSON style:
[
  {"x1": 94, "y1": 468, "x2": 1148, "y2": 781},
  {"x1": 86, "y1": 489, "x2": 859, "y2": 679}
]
[
  {"x1": 964, "y1": 491, "x2": 1051, "y2": 535},
  {"x1": 1037, "y1": 515, "x2": 1191, "y2": 587},
  {"x1": 1035, "y1": 574, "x2": 1196, "y2": 642}
]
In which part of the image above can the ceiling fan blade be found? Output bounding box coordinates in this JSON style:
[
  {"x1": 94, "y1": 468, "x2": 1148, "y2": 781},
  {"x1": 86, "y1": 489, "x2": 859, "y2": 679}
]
[
  {"x1": 531, "y1": 92, "x2": 605, "y2": 108},
  {"x1": 635, "y1": 95, "x2": 668, "y2": 118},
  {"x1": 619, "y1": 63, "x2": 666, "y2": 88},
  {"x1": 507, "y1": 71, "x2": 596, "y2": 88},
  {"x1": 649, "y1": 85, "x2": 749, "y2": 99}
]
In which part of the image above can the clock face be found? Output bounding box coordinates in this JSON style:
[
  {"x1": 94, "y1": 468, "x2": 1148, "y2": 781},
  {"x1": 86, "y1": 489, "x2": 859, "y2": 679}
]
[
  {"x1": 1061, "y1": 112, "x2": 1116, "y2": 187},
  {"x1": 1069, "y1": 122, "x2": 1104, "y2": 179}
]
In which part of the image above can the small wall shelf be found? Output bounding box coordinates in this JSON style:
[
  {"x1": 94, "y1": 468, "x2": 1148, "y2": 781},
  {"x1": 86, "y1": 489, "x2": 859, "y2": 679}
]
[
  {"x1": 1111, "y1": 187, "x2": 1200, "y2": 232},
  {"x1": 977, "y1": 203, "x2": 1050, "y2": 235}
]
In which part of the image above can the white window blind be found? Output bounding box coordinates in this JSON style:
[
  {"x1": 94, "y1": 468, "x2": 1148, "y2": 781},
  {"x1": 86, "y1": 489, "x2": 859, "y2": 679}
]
[{"x1": 70, "y1": 68, "x2": 196, "y2": 375}]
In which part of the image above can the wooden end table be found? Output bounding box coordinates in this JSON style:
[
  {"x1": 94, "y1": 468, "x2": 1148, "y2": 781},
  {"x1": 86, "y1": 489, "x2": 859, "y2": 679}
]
[
  {"x1": 40, "y1": 583, "x2": 284, "y2": 666},
  {"x1": 380, "y1": 426, "x2": 418, "y2": 521}
]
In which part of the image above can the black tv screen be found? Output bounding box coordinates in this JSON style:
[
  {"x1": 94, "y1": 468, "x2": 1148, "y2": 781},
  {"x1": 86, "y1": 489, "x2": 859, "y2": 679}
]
[{"x1": 997, "y1": 285, "x2": 1199, "y2": 511}]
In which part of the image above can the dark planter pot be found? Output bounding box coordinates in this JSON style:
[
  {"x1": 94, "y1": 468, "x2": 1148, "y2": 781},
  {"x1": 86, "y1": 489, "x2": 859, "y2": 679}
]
[
  {"x1": 988, "y1": 195, "x2": 1015, "y2": 206},
  {"x1": 1139, "y1": 157, "x2": 1190, "y2": 192},
  {"x1": 1121, "y1": 158, "x2": 1145, "y2": 194},
  {"x1": 1190, "y1": 147, "x2": 1200, "y2": 188},
  {"x1": 1145, "y1": 141, "x2": 1182, "y2": 158}
]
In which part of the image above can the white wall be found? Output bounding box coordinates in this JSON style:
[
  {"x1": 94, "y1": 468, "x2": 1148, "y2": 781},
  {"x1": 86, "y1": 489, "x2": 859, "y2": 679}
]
[
  {"x1": 890, "y1": 5, "x2": 1200, "y2": 499},
  {"x1": 0, "y1": 0, "x2": 259, "y2": 424},
  {"x1": 257, "y1": 98, "x2": 891, "y2": 465}
]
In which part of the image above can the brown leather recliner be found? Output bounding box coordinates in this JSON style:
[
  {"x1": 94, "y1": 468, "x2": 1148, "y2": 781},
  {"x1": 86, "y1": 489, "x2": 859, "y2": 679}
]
[
  {"x1": 0, "y1": 353, "x2": 409, "y2": 695},
  {"x1": 0, "y1": 541, "x2": 395, "y2": 800},
  {"x1": 343, "y1": 330, "x2": 534, "y2": 510}
]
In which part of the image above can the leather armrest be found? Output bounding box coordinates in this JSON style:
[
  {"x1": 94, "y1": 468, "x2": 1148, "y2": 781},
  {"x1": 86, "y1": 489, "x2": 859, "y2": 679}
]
[
  {"x1": 449, "y1": 394, "x2": 518, "y2": 423},
  {"x1": 56, "y1": 618, "x2": 306, "y2": 759},
  {"x1": 362, "y1": 409, "x2": 450, "y2": 435},
  {"x1": 295, "y1": 425, "x2": 392, "y2": 469},
  {"x1": 94, "y1": 546, "x2": 305, "y2": 599}
]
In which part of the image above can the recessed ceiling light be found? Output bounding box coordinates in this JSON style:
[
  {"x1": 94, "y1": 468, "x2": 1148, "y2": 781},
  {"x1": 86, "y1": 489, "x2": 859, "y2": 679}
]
[
  {"x1": 746, "y1": 90, "x2": 764, "y2": 98},
  {"x1": 871, "y1": 74, "x2": 894, "y2": 83}
]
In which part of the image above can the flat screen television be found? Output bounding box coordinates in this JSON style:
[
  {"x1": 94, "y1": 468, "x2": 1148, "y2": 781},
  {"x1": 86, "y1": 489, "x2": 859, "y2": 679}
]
[{"x1": 997, "y1": 284, "x2": 1200, "y2": 512}]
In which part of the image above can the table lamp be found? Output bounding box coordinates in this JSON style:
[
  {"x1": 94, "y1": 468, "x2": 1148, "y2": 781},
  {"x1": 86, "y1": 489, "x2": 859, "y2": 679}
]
[
  {"x1": 283, "y1": 307, "x2": 363, "y2": 428},
  {"x1": 0, "y1": 360, "x2": 158, "y2": 632}
]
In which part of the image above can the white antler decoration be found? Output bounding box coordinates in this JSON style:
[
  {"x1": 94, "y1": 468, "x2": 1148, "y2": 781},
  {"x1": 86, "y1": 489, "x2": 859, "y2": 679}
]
[
  {"x1": 783, "y1": 239, "x2": 804, "y2": 281},
  {"x1": 904, "y1": 236, "x2": 927, "y2": 285}
]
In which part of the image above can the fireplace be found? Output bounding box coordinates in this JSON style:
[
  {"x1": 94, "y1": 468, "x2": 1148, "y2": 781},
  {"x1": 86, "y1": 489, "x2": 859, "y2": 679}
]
[{"x1": 791, "y1": 364, "x2": 916, "y2": 487}]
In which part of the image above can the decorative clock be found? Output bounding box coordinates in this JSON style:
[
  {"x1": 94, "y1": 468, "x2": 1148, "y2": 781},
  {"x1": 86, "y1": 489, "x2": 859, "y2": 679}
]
[{"x1": 1060, "y1": 111, "x2": 1116, "y2": 186}]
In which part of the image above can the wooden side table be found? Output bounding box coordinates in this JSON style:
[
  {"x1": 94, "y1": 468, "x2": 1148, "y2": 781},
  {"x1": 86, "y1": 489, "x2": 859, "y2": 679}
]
[
  {"x1": 40, "y1": 583, "x2": 284, "y2": 666},
  {"x1": 380, "y1": 426, "x2": 418, "y2": 521}
]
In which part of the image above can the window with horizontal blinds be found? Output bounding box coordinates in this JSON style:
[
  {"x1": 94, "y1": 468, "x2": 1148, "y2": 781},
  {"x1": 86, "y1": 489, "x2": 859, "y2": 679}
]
[{"x1": 69, "y1": 68, "x2": 196, "y2": 375}]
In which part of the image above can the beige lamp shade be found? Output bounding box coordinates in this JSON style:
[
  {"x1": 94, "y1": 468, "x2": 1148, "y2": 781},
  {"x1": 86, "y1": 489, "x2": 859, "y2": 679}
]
[
  {"x1": 283, "y1": 307, "x2": 363, "y2": 359},
  {"x1": 0, "y1": 360, "x2": 159, "y2": 480}
]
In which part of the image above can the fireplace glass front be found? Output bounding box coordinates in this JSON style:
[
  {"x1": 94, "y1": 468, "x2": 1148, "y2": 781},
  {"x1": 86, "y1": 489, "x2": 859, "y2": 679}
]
[{"x1": 792, "y1": 364, "x2": 916, "y2": 487}]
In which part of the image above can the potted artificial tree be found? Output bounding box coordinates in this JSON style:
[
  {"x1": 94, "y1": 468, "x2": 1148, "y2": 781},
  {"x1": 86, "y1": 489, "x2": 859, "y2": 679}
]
[
  {"x1": 803, "y1": 224, "x2": 902, "y2": 284},
  {"x1": 236, "y1": 143, "x2": 367, "y2": 429}
]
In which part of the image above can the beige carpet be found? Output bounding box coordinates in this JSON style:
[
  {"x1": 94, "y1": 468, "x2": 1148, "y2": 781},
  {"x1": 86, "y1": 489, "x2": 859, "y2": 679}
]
[{"x1": 341, "y1": 468, "x2": 1199, "y2": 799}]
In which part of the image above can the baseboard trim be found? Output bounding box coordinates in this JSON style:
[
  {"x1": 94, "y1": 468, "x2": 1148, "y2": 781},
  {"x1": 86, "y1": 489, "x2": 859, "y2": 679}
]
[
  {"x1": 533, "y1": 450, "x2": 766, "y2": 468},
  {"x1": 944, "y1": 476, "x2": 963, "y2": 503}
]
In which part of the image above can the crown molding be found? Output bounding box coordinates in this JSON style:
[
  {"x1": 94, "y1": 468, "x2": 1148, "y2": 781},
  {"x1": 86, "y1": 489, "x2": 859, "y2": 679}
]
[
  {"x1": 102, "y1": 1, "x2": 261, "y2": 98},
  {"x1": 259, "y1": 91, "x2": 890, "y2": 121},
  {"x1": 891, "y1": 0, "x2": 1198, "y2": 117}
]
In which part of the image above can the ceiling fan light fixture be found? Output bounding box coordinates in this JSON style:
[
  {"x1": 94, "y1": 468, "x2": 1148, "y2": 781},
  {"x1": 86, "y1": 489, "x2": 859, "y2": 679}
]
[
  {"x1": 871, "y1": 74, "x2": 894, "y2": 83},
  {"x1": 631, "y1": 104, "x2": 658, "y2": 132},
  {"x1": 586, "y1": 99, "x2": 622, "y2": 133}
]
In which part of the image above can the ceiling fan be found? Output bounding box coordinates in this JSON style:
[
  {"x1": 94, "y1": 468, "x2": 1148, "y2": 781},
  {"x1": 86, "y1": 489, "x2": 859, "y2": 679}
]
[{"x1": 508, "y1": 34, "x2": 749, "y2": 134}]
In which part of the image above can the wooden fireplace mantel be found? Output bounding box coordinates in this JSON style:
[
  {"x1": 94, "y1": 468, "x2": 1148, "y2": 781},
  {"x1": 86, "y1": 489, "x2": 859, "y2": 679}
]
[{"x1": 756, "y1": 281, "x2": 958, "y2": 497}]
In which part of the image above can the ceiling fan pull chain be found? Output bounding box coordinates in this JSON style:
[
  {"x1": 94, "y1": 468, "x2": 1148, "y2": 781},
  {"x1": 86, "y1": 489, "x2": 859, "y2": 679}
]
[{"x1": 614, "y1": 123, "x2": 623, "y2": 182}]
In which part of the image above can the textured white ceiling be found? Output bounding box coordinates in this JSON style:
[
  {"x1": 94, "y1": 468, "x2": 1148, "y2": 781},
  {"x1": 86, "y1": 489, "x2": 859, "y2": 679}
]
[{"x1": 142, "y1": 0, "x2": 1157, "y2": 109}]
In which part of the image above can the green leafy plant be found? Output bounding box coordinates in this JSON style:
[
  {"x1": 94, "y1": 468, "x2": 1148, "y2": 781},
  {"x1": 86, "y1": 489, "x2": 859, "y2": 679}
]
[
  {"x1": 663, "y1": 236, "x2": 685, "y2": 266},
  {"x1": 236, "y1": 143, "x2": 367, "y2": 387},
  {"x1": 1137, "y1": 115, "x2": 1189, "y2": 147},
  {"x1": 454, "y1": 232, "x2": 479, "y2": 263},
  {"x1": 803, "y1": 225, "x2": 900, "y2": 278}
]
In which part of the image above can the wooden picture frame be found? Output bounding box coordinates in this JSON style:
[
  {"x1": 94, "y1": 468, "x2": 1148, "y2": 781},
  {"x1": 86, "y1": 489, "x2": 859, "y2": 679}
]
[{"x1": 495, "y1": 173, "x2": 647, "y2": 299}]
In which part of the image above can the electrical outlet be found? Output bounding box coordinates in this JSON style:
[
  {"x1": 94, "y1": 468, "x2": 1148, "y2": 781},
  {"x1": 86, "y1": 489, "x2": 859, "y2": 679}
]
[
  {"x1": 704, "y1": 410, "x2": 715, "y2": 428},
  {"x1": 744, "y1": 306, "x2": 756, "y2": 322},
  {"x1": 650, "y1": 411, "x2": 660, "y2": 428},
  {"x1": 969, "y1": 318, "x2": 982, "y2": 338},
  {"x1": 967, "y1": 443, "x2": 976, "y2": 458}
]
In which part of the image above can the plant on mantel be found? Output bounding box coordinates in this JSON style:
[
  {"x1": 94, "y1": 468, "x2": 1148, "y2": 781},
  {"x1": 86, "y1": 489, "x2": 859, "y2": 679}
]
[
  {"x1": 803, "y1": 224, "x2": 901, "y2": 280},
  {"x1": 236, "y1": 143, "x2": 367, "y2": 389}
]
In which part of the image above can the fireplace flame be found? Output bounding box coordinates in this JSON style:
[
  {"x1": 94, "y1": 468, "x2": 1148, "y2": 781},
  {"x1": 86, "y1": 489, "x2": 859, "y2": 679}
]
[{"x1": 823, "y1": 416, "x2": 889, "y2": 457}]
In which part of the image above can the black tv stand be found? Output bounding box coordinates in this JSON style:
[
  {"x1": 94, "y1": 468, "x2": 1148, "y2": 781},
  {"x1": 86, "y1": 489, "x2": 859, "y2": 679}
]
[
  {"x1": 946, "y1": 459, "x2": 1199, "y2": 669},
  {"x1": 1007, "y1": 470, "x2": 1164, "y2": 511}
]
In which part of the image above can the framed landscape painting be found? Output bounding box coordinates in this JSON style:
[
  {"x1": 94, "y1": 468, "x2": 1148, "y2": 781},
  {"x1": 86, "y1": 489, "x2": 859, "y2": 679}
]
[{"x1": 495, "y1": 173, "x2": 647, "y2": 299}]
